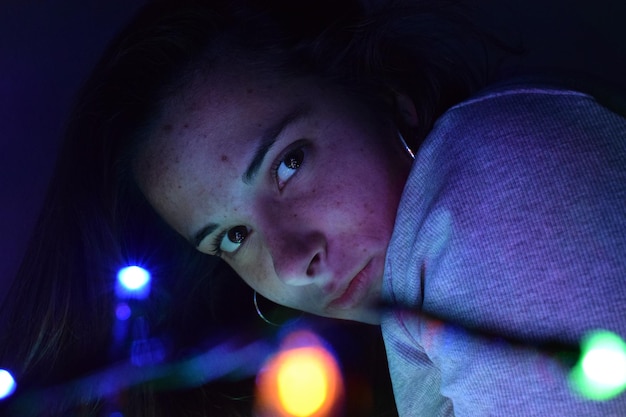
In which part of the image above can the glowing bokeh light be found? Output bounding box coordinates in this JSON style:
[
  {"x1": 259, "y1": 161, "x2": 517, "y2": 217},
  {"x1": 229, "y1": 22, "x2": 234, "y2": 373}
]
[
  {"x1": 116, "y1": 266, "x2": 151, "y2": 299},
  {"x1": 118, "y1": 266, "x2": 150, "y2": 290},
  {"x1": 0, "y1": 369, "x2": 16, "y2": 400},
  {"x1": 277, "y1": 347, "x2": 329, "y2": 416},
  {"x1": 569, "y1": 330, "x2": 626, "y2": 400},
  {"x1": 115, "y1": 302, "x2": 132, "y2": 321},
  {"x1": 255, "y1": 330, "x2": 343, "y2": 417}
]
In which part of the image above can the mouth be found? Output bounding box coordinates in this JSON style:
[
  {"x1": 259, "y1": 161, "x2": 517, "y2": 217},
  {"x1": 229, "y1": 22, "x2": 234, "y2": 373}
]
[{"x1": 327, "y1": 260, "x2": 373, "y2": 310}]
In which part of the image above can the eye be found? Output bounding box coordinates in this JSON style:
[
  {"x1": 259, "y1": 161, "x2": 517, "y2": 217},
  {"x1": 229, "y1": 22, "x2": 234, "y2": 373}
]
[
  {"x1": 217, "y1": 225, "x2": 249, "y2": 254},
  {"x1": 274, "y1": 147, "x2": 304, "y2": 189}
]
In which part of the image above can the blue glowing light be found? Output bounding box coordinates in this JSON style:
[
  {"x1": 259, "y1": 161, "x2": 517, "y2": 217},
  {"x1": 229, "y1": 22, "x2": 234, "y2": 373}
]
[
  {"x1": 0, "y1": 369, "x2": 16, "y2": 400},
  {"x1": 118, "y1": 266, "x2": 150, "y2": 290},
  {"x1": 116, "y1": 266, "x2": 151, "y2": 299},
  {"x1": 131, "y1": 338, "x2": 166, "y2": 367},
  {"x1": 115, "y1": 302, "x2": 132, "y2": 321}
]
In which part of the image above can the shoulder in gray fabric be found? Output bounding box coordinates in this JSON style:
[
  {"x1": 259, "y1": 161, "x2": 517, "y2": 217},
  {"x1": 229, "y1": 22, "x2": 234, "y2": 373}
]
[{"x1": 381, "y1": 84, "x2": 626, "y2": 416}]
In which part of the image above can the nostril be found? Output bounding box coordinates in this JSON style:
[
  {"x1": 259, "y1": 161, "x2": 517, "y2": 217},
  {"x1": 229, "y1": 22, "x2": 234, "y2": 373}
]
[
  {"x1": 269, "y1": 232, "x2": 326, "y2": 285},
  {"x1": 306, "y1": 253, "x2": 322, "y2": 276}
]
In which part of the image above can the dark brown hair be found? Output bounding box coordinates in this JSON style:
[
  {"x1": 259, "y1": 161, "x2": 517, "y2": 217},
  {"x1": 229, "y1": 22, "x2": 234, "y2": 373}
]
[{"x1": 0, "y1": 0, "x2": 507, "y2": 415}]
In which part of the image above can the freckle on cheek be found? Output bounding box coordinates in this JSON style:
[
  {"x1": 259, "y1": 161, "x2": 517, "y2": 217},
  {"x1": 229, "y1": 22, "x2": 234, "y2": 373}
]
[{"x1": 221, "y1": 155, "x2": 229, "y2": 162}]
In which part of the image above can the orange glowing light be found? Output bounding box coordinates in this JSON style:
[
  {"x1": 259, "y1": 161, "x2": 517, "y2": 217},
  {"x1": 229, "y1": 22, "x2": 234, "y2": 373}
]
[
  {"x1": 277, "y1": 347, "x2": 329, "y2": 416},
  {"x1": 255, "y1": 331, "x2": 343, "y2": 417}
]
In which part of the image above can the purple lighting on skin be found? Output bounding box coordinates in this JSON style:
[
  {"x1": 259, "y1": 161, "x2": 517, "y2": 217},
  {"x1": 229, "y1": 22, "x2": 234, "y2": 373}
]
[{"x1": 116, "y1": 266, "x2": 151, "y2": 299}]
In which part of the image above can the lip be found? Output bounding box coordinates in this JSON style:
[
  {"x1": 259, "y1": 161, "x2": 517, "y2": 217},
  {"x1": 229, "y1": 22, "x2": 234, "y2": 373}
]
[{"x1": 327, "y1": 260, "x2": 373, "y2": 310}]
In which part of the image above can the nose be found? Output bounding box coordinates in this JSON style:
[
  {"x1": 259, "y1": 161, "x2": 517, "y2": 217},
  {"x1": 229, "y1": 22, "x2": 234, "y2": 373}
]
[{"x1": 261, "y1": 218, "x2": 328, "y2": 287}]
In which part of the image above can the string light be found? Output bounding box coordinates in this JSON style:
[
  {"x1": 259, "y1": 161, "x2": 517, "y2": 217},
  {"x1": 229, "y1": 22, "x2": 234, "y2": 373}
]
[
  {"x1": 116, "y1": 266, "x2": 151, "y2": 299},
  {"x1": 115, "y1": 302, "x2": 132, "y2": 321},
  {"x1": 255, "y1": 330, "x2": 343, "y2": 417},
  {"x1": 0, "y1": 369, "x2": 16, "y2": 400},
  {"x1": 569, "y1": 330, "x2": 626, "y2": 400}
]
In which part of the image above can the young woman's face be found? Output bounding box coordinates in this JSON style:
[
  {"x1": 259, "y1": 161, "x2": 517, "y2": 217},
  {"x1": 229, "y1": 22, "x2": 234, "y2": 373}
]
[{"x1": 136, "y1": 69, "x2": 412, "y2": 324}]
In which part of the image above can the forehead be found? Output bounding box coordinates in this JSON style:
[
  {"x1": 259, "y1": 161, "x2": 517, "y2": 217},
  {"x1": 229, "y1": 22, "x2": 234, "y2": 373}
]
[{"x1": 134, "y1": 69, "x2": 319, "y2": 230}]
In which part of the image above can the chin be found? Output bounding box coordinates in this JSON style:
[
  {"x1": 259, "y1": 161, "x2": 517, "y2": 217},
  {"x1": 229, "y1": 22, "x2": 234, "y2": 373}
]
[
  {"x1": 357, "y1": 310, "x2": 382, "y2": 325},
  {"x1": 327, "y1": 308, "x2": 381, "y2": 325}
]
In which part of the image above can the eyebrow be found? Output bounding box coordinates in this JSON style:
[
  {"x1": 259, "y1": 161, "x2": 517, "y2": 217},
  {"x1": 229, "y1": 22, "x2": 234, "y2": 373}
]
[
  {"x1": 191, "y1": 104, "x2": 309, "y2": 249},
  {"x1": 242, "y1": 104, "x2": 310, "y2": 184}
]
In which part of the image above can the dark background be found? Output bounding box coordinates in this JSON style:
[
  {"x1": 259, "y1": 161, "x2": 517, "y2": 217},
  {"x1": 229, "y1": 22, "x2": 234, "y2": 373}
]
[{"x1": 1, "y1": 0, "x2": 626, "y2": 301}]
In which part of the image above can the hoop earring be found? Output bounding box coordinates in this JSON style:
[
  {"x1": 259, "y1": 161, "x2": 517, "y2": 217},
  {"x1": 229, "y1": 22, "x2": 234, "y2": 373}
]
[
  {"x1": 398, "y1": 131, "x2": 415, "y2": 160},
  {"x1": 253, "y1": 291, "x2": 304, "y2": 326},
  {"x1": 253, "y1": 291, "x2": 280, "y2": 326}
]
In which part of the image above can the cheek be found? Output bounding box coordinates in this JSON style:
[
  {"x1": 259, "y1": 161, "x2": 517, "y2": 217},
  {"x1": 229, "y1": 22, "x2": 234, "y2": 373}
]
[
  {"x1": 230, "y1": 247, "x2": 315, "y2": 310},
  {"x1": 229, "y1": 260, "x2": 265, "y2": 292},
  {"x1": 228, "y1": 248, "x2": 281, "y2": 300},
  {"x1": 327, "y1": 169, "x2": 399, "y2": 224}
]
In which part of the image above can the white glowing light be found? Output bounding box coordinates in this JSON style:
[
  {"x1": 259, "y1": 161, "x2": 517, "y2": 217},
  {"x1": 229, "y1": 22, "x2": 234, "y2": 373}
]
[
  {"x1": 118, "y1": 266, "x2": 150, "y2": 290},
  {"x1": 569, "y1": 330, "x2": 626, "y2": 400},
  {"x1": 0, "y1": 369, "x2": 16, "y2": 399},
  {"x1": 116, "y1": 266, "x2": 151, "y2": 299},
  {"x1": 582, "y1": 346, "x2": 626, "y2": 387}
]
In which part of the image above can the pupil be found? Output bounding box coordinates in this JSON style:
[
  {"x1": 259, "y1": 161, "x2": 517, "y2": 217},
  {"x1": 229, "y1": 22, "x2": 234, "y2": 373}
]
[
  {"x1": 285, "y1": 149, "x2": 303, "y2": 169},
  {"x1": 228, "y1": 226, "x2": 247, "y2": 243}
]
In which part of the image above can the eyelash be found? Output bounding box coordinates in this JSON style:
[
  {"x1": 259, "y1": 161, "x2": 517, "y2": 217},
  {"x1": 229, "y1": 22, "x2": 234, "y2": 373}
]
[
  {"x1": 209, "y1": 229, "x2": 228, "y2": 257},
  {"x1": 270, "y1": 142, "x2": 306, "y2": 189}
]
